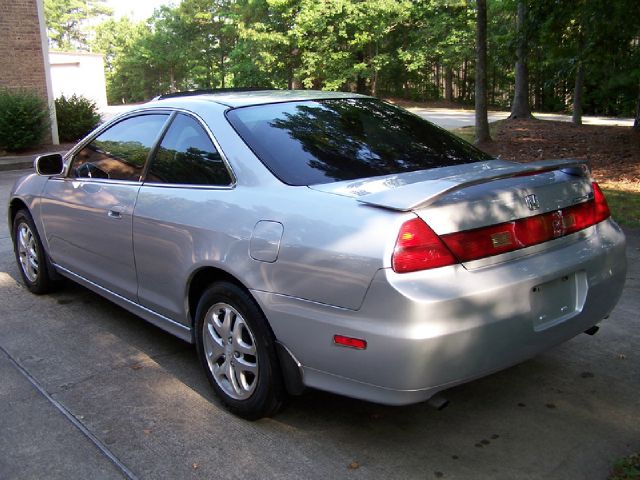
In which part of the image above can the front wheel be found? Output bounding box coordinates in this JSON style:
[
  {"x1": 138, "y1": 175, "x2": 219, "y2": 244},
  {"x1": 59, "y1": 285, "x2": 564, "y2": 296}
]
[
  {"x1": 195, "y1": 282, "x2": 285, "y2": 419},
  {"x1": 12, "y1": 209, "x2": 56, "y2": 294}
]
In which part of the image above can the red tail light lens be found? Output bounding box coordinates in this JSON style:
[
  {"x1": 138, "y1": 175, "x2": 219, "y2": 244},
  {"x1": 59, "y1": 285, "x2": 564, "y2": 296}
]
[
  {"x1": 592, "y1": 182, "x2": 611, "y2": 223},
  {"x1": 392, "y1": 183, "x2": 610, "y2": 272},
  {"x1": 441, "y1": 182, "x2": 611, "y2": 263},
  {"x1": 392, "y1": 218, "x2": 457, "y2": 273}
]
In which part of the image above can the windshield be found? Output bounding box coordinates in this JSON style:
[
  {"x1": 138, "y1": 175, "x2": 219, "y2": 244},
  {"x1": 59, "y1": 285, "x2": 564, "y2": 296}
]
[{"x1": 226, "y1": 98, "x2": 493, "y2": 186}]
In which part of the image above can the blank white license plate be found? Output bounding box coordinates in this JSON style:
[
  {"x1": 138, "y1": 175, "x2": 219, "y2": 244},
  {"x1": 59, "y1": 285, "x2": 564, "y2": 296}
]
[{"x1": 530, "y1": 273, "x2": 582, "y2": 331}]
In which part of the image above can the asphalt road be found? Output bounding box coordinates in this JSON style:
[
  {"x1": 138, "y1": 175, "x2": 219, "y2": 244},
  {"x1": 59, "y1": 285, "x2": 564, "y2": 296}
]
[{"x1": 1, "y1": 169, "x2": 639, "y2": 480}]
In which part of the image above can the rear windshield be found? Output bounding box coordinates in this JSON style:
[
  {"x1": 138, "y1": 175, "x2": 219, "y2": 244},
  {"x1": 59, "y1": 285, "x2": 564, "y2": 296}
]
[{"x1": 226, "y1": 98, "x2": 492, "y2": 186}]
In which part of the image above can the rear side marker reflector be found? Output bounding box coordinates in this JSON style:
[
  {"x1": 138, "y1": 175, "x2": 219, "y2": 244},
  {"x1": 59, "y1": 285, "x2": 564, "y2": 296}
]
[
  {"x1": 392, "y1": 182, "x2": 611, "y2": 273},
  {"x1": 333, "y1": 335, "x2": 367, "y2": 350}
]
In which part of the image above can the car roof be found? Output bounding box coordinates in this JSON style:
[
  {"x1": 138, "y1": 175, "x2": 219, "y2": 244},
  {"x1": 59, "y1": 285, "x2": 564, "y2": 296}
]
[{"x1": 148, "y1": 89, "x2": 370, "y2": 109}]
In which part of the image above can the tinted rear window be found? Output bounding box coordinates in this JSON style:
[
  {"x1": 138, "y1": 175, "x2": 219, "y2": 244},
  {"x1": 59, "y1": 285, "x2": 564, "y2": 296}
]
[{"x1": 226, "y1": 98, "x2": 492, "y2": 186}]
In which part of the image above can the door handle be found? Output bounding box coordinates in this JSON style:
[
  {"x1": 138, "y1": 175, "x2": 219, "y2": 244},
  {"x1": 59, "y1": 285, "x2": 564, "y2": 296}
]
[{"x1": 108, "y1": 206, "x2": 124, "y2": 219}]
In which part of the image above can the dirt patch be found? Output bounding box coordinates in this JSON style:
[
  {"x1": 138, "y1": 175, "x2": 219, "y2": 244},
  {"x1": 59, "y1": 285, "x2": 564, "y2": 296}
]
[{"x1": 478, "y1": 118, "x2": 640, "y2": 188}]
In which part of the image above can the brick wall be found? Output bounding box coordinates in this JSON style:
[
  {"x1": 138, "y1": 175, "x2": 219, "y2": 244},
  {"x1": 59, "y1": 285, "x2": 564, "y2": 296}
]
[
  {"x1": 0, "y1": 0, "x2": 54, "y2": 143},
  {"x1": 0, "y1": 0, "x2": 48, "y2": 97}
]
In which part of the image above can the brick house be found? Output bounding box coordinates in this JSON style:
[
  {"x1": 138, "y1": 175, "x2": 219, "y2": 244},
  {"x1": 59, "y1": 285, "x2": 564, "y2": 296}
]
[{"x1": 0, "y1": 0, "x2": 59, "y2": 144}]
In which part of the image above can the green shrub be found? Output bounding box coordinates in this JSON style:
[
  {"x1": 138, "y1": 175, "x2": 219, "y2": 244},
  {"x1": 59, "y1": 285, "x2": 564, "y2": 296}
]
[
  {"x1": 0, "y1": 89, "x2": 50, "y2": 151},
  {"x1": 55, "y1": 94, "x2": 102, "y2": 142}
]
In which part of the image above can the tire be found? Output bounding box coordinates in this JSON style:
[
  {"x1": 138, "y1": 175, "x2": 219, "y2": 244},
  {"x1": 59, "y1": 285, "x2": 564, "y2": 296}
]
[
  {"x1": 195, "y1": 282, "x2": 285, "y2": 419},
  {"x1": 12, "y1": 209, "x2": 57, "y2": 294}
]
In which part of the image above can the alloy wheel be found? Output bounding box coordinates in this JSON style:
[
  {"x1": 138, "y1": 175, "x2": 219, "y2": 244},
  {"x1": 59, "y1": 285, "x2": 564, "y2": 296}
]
[
  {"x1": 17, "y1": 222, "x2": 39, "y2": 283},
  {"x1": 202, "y1": 302, "x2": 259, "y2": 400}
]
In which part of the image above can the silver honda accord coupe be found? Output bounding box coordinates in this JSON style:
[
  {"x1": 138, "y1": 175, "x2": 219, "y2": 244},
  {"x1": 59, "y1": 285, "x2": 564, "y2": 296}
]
[{"x1": 8, "y1": 90, "x2": 627, "y2": 419}]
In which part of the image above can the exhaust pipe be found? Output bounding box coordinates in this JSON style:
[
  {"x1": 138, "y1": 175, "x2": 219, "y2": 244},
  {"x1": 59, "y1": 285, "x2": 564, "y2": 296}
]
[
  {"x1": 584, "y1": 325, "x2": 599, "y2": 336},
  {"x1": 427, "y1": 393, "x2": 450, "y2": 410}
]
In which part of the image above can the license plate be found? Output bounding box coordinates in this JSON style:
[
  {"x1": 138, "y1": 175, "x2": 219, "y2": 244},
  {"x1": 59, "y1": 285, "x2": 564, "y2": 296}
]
[{"x1": 530, "y1": 272, "x2": 584, "y2": 331}]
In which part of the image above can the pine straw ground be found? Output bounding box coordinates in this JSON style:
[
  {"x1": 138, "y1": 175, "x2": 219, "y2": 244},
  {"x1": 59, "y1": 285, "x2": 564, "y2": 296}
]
[{"x1": 478, "y1": 118, "x2": 639, "y2": 188}]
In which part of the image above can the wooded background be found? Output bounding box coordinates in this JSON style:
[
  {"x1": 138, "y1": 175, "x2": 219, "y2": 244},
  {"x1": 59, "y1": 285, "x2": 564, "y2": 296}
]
[{"x1": 44, "y1": 0, "x2": 640, "y2": 121}]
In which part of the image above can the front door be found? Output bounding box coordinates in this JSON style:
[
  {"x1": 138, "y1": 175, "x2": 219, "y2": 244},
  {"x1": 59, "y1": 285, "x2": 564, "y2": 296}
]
[{"x1": 40, "y1": 113, "x2": 170, "y2": 301}]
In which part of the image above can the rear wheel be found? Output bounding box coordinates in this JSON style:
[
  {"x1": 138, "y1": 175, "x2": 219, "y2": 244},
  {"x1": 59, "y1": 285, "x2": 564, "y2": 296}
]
[
  {"x1": 12, "y1": 209, "x2": 56, "y2": 294},
  {"x1": 195, "y1": 282, "x2": 285, "y2": 419}
]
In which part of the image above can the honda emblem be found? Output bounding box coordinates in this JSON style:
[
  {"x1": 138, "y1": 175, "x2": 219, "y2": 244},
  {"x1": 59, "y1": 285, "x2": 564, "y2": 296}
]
[{"x1": 525, "y1": 194, "x2": 540, "y2": 211}]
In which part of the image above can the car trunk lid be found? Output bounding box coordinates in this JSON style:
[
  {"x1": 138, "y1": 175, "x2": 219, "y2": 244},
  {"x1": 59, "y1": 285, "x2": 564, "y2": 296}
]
[{"x1": 310, "y1": 158, "x2": 602, "y2": 268}]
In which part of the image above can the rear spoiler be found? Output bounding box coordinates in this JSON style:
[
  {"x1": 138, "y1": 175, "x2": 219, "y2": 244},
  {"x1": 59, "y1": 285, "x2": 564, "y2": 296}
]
[{"x1": 356, "y1": 159, "x2": 589, "y2": 211}]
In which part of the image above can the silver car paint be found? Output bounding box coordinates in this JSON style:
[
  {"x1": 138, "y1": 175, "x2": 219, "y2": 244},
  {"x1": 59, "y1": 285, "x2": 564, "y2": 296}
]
[
  {"x1": 40, "y1": 179, "x2": 140, "y2": 300},
  {"x1": 252, "y1": 220, "x2": 626, "y2": 404},
  {"x1": 8, "y1": 91, "x2": 627, "y2": 406},
  {"x1": 133, "y1": 182, "x2": 396, "y2": 318},
  {"x1": 309, "y1": 158, "x2": 585, "y2": 204}
]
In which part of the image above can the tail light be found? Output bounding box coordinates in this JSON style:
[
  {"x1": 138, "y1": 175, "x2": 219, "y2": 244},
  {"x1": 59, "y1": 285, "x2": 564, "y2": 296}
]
[
  {"x1": 393, "y1": 182, "x2": 611, "y2": 273},
  {"x1": 591, "y1": 182, "x2": 611, "y2": 223},
  {"x1": 392, "y1": 218, "x2": 457, "y2": 273}
]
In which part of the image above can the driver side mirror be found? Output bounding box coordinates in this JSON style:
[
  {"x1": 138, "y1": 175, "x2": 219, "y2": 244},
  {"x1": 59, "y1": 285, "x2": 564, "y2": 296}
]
[{"x1": 35, "y1": 153, "x2": 64, "y2": 176}]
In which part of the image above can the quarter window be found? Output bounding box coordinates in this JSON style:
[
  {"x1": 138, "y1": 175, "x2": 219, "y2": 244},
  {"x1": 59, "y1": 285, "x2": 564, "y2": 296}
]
[
  {"x1": 147, "y1": 113, "x2": 231, "y2": 186},
  {"x1": 70, "y1": 114, "x2": 169, "y2": 181}
]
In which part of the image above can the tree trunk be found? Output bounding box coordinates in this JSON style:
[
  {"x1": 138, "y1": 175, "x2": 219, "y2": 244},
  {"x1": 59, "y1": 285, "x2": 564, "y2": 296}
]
[
  {"x1": 289, "y1": 47, "x2": 300, "y2": 90},
  {"x1": 534, "y1": 50, "x2": 541, "y2": 110},
  {"x1": 220, "y1": 50, "x2": 226, "y2": 88},
  {"x1": 634, "y1": 86, "x2": 640, "y2": 131},
  {"x1": 371, "y1": 42, "x2": 379, "y2": 97},
  {"x1": 509, "y1": 1, "x2": 532, "y2": 119},
  {"x1": 445, "y1": 66, "x2": 453, "y2": 102},
  {"x1": 475, "y1": 0, "x2": 491, "y2": 144},
  {"x1": 491, "y1": 61, "x2": 496, "y2": 105},
  {"x1": 371, "y1": 71, "x2": 378, "y2": 97},
  {"x1": 572, "y1": 62, "x2": 584, "y2": 125},
  {"x1": 169, "y1": 68, "x2": 176, "y2": 93},
  {"x1": 461, "y1": 59, "x2": 468, "y2": 101}
]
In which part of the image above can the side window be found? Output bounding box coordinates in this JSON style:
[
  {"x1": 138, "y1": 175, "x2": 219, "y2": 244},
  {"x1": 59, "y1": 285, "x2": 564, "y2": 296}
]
[
  {"x1": 146, "y1": 113, "x2": 232, "y2": 186},
  {"x1": 70, "y1": 114, "x2": 169, "y2": 181}
]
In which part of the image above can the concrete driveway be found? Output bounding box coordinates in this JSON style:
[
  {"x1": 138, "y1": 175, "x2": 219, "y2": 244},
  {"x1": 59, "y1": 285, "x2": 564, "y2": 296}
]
[{"x1": 1, "y1": 169, "x2": 638, "y2": 480}]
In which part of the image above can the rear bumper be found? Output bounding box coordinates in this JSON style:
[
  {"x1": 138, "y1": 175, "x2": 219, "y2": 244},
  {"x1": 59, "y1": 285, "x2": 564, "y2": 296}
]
[{"x1": 253, "y1": 219, "x2": 627, "y2": 405}]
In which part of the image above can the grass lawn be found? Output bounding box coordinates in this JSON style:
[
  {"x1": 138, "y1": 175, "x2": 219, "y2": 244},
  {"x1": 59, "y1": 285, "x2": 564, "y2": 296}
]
[
  {"x1": 450, "y1": 121, "x2": 504, "y2": 144},
  {"x1": 608, "y1": 452, "x2": 640, "y2": 480},
  {"x1": 601, "y1": 182, "x2": 640, "y2": 229}
]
